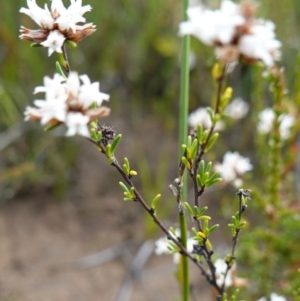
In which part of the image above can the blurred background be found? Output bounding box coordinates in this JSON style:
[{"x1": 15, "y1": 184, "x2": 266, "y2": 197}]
[{"x1": 0, "y1": 0, "x2": 300, "y2": 300}]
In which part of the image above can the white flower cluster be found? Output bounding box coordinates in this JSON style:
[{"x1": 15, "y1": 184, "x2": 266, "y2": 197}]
[
  {"x1": 215, "y1": 151, "x2": 252, "y2": 187},
  {"x1": 188, "y1": 98, "x2": 248, "y2": 130},
  {"x1": 154, "y1": 229, "x2": 194, "y2": 264},
  {"x1": 24, "y1": 72, "x2": 110, "y2": 137},
  {"x1": 214, "y1": 258, "x2": 235, "y2": 287},
  {"x1": 179, "y1": 0, "x2": 281, "y2": 67},
  {"x1": 224, "y1": 97, "x2": 249, "y2": 119},
  {"x1": 188, "y1": 107, "x2": 225, "y2": 130},
  {"x1": 257, "y1": 293, "x2": 287, "y2": 301},
  {"x1": 257, "y1": 108, "x2": 295, "y2": 140},
  {"x1": 20, "y1": 0, "x2": 95, "y2": 56}
]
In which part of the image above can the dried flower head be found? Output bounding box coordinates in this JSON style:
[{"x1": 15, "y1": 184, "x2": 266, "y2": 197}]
[
  {"x1": 19, "y1": 0, "x2": 96, "y2": 55},
  {"x1": 24, "y1": 72, "x2": 110, "y2": 137}
]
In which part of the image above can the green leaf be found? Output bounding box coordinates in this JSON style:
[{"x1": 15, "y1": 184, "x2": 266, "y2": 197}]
[
  {"x1": 197, "y1": 215, "x2": 211, "y2": 221},
  {"x1": 187, "y1": 135, "x2": 192, "y2": 148},
  {"x1": 124, "y1": 197, "x2": 134, "y2": 202},
  {"x1": 203, "y1": 219, "x2": 209, "y2": 236},
  {"x1": 208, "y1": 224, "x2": 219, "y2": 235},
  {"x1": 190, "y1": 138, "x2": 198, "y2": 159},
  {"x1": 197, "y1": 124, "x2": 203, "y2": 141},
  {"x1": 196, "y1": 174, "x2": 202, "y2": 187},
  {"x1": 200, "y1": 129, "x2": 209, "y2": 144},
  {"x1": 110, "y1": 134, "x2": 122, "y2": 154},
  {"x1": 181, "y1": 156, "x2": 191, "y2": 169},
  {"x1": 108, "y1": 156, "x2": 115, "y2": 164},
  {"x1": 55, "y1": 61, "x2": 67, "y2": 79},
  {"x1": 198, "y1": 206, "x2": 208, "y2": 215},
  {"x1": 205, "y1": 161, "x2": 212, "y2": 174},
  {"x1": 65, "y1": 40, "x2": 77, "y2": 48},
  {"x1": 206, "y1": 177, "x2": 222, "y2": 187},
  {"x1": 123, "y1": 157, "x2": 130, "y2": 175},
  {"x1": 106, "y1": 144, "x2": 112, "y2": 156},
  {"x1": 119, "y1": 181, "x2": 130, "y2": 193},
  {"x1": 184, "y1": 202, "x2": 193, "y2": 215},
  {"x1": 204, "y1": 132, "x2": 219, "y2": 152},
  {"x1": 151, "y1": 194, "x2": 161, "y2": 209},
  {"x1": 199, "y1": 160, "x2": 205, "y2": 178}
]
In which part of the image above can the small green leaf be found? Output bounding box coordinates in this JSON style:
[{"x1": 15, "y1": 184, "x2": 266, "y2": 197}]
[
  {"x1": 184, "y1": 202, "x2": 193, "y2": 215},
  {"x1": 208, "y1": 224, "x2": 219, "y2": 235},
  {"x1": 200, "y1": 129, "x2": 209, "y2": 144},
  {"x1": 204, "y1": 132, "x2": 219, "y2": 152},
  {"x1": 106, "y1": 144, "x2": 112, "y2": 156},
  {"x1": 198, "y1": 206, "x2": 208, "y2": 215},
  {"x1": 30, "y1": 42, "x2": 42, "y2": 48},
  {"x1": 191, "y1": 227, "x2": 198, "y2": 236},
  {"x1": 110, "y1": 134, "x2": 122, "y2": 154},
  {"x1": 199, "y1": 160, "x2": 205, "y2": 178},
  {"x1": 119, "y1": 182, "x2": 130, "y2": 193},
  {"x1": 206, "y1": 177, "x2": 222, "y2": 187},
  {"x1": 203, "y1": 219, "x2": 209, "y2": 236},
  {"x1": 151, "y1": 194, "x2": 161, "y2": 209},
  {"x1": 197, "y1": 215, "x2": 211, "y2": 221},
  {"x1": 190, "y1": 138, "x2": 198, "y2": 159},
  {"x1": 123, "y1": 157, "x2": 130, "y2": 175},
  {"x1": 55, "y1": 62, "x2": 67, "y2": 78},
  {"x1": 65, "y1": 39, "x2": 77, "y2": 48},
  {"x1": 124, "y1": 197, "x2": 133, "y2": 202},
  {"x1": 196, "y1": 174, "x2": 202, "y2": 187},
  {"x1": 181, "y1": 156, "x2": 191, "y2": 169},
  {"x1": 197, "y1": 124, "x2": 203, "y2": 141},
  {"x1": 205, "y1": 161, "x2": 212, "y2": 174}
]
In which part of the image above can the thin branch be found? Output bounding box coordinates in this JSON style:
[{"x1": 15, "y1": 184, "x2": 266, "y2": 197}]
[{"x1": 87, "y1": 137, "x2": 222, "y2": 294}]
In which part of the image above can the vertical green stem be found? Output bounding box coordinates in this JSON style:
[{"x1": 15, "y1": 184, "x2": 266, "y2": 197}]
[{"x1": 179, "y1": 0, "x2": 190, "y2": 300}]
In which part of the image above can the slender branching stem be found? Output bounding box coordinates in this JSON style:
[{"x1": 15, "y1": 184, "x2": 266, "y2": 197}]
[{"x1": 87, "y1": 137, "x2": 222, "y2": 294}]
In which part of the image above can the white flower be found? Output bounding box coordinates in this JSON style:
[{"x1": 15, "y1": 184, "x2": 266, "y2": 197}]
[
  {"x1": 188, "y1": 107, "x2": 224, "y2": 130},
  {"x1": 65, "y1": 112, "x2": 90, "y2": 137},
  {"x1": 214, "y1": 258, "x2": 235, "y2": 287},
  {"x1": 179, "y1": 0, "x2": 281, "y2": 67},
  {"x1": 78, "y1": 75, "x2": 110, "y2": 108},
  {"x1": 40, "y1": 30, "x2": 66, "y2": 56},
  {"x1": 179, "y1": 1, "x2": 244, "y2": 46},
  {"x1": 20, "y1": 0, "x2": 54, "y2": 29},
  {"x1": 215, "y1": 152, "x2": 252, "y2": 187},
  {"x1": 257, "y1": 293, "x2": 287, "y2": 301},
  {"x1": 154, "y1": 229, "x2": 195, "y2": 264},
  {"x1": 239, "y1": 21, "x2": 281, "y2": 67},
  {"x1": 257, "y1": 108, "x2": 295, "y2": 140},
  {"x1": 34, "y1": 73, "x2": 67, "y2": 100},
  {"x1": 225, "y1": 97, "x2": 249, "y2": 119},
  {"x1": 257, "y1": 108, "x2": 274, "y2": 134},
  {"x1": 20, "y1": 0, "x2": 95, "y2": 55},
  {"x1": 280, "y1": 114, "x2": 295, "y2": 140},
  {"x1": 33, "y1": 98, "x2": 67, "y2": 124},
  {"x1": 24, "y1": 72, "x2": 110, "y2": 137}
]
